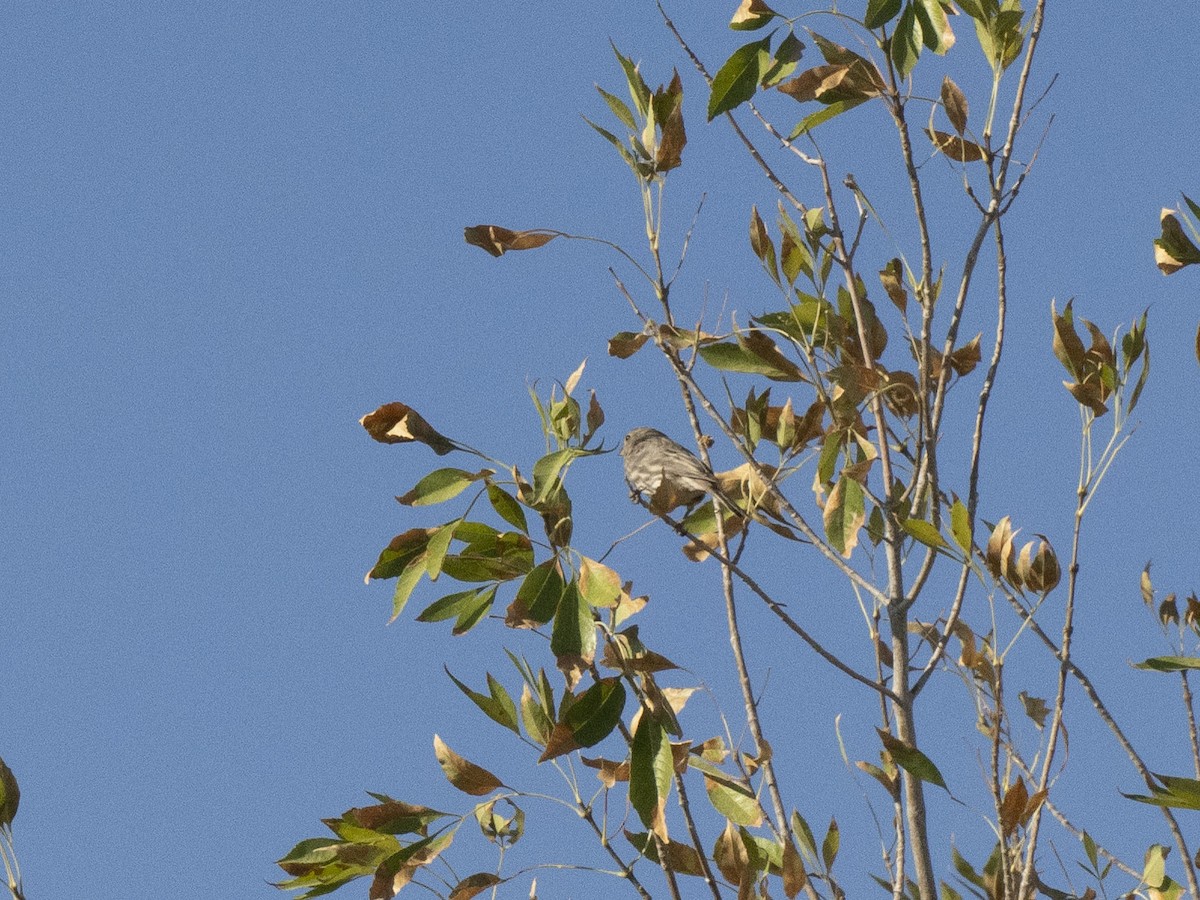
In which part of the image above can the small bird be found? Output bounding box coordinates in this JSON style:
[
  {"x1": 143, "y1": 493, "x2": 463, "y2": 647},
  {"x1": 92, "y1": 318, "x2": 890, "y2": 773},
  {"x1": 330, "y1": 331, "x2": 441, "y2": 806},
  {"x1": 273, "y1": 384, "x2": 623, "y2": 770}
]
[{"x1": 620, "y1": 427, "x2": 738, "y2": 513}]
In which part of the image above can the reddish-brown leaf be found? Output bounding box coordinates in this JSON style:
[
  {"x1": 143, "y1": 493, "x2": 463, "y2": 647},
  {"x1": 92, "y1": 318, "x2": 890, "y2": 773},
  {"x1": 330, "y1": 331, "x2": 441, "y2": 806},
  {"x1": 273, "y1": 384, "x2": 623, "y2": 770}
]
[{"x1": 360, "y1": 402, "x2": 456, "y2": 455}]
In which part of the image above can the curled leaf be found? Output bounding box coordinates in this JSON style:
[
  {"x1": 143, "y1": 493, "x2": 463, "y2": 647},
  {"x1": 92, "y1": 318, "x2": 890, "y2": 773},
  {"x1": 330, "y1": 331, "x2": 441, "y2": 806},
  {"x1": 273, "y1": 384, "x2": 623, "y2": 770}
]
[
  {"x1": 1154, "y1": 209, "x2": 1200, "y2": 275},
  {"x1": 940, "y1": 76, "x2": 969, "y2": 135},
  {"x1": 463, "y1": 225, "x2": 558, "y2": 257},
  {"x1": 361, "y1": 402, "x2": 457, "y2": 455}
]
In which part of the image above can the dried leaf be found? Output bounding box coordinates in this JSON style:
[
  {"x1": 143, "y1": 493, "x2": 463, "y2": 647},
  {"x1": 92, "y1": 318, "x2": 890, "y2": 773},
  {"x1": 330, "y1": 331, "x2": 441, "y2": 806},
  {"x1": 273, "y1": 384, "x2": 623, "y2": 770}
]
[
  {"x1": 941, "y1": 76, "x2": 969, "y2": 135},
  {"x1": 361, "y1": 402, "x2": 456, "y2": 455},
  {"x1": 926, "y1": 128, "x2": 986, "y2": 162},
  {"x1": 433, "y1": 735, "x2": 503, "y2": 796},
  {"x1": 463, "y1": 225, "x2": 558, "y2": 257},
  {"x1": 878, "y1": 257, "x2": 908, "y2": 314}
]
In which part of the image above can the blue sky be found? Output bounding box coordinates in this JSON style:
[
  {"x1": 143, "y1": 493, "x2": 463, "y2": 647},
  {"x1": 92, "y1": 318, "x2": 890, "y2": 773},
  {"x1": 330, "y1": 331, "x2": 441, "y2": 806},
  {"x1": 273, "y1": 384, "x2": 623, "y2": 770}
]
[{"x1": 3, "y1": 2, "x2": 1200, "y2": 897}]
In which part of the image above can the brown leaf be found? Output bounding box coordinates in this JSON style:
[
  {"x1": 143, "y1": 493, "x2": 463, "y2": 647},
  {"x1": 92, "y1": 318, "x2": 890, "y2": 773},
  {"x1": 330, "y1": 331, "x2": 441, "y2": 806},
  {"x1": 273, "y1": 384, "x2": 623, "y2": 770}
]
[
  {"x1": 608, "y1": 331, "x2": 650, "y2": 359},
  {"x1": 1064, "y1": 380, "x2": 1109, "y2": 416},
  {"x1": 999, "y1": 777, "x2": 1029, "y2": 837},
  {"x1": 1019, "y1": 535, "x2": 1060, "y2": 594},
  {"x1": 714, "y1": 820, "x2": 750, "y2": 885},
  {"x1": 661, "y1": 840, "x2": 707, "y2": 876},
  {"x1": 948, "y1": 334, "x2": 982, "y2": 376},
  {"x1": 778, "y1": 63, "x2": 874, "y2": 104},
  {"x1": 449, "y1": 874, "x2": 503, "y2": 900},
  {"x1": 463, "y1": 224, "x2": 558, "y2": 257},
  {"x1": 1083, "y1": 319, "x2": 1115, "y2": 370},
  {"x1": 878, "y1": 258, "x2": 908, "y2": 314},
  {"x1": 433, "y1": 735, "x2": 503, "y2": 795},
  {"x1": 555, "y1": 654, "x2": 588, "y2": 691},
  {"x1": 926, "y1": 128, "x2": 986, "y2": 162},
  {"x1": 782, "y1": 835, "x2": 809, "y2": 898},
  {"x1": 985, "y1": 516, "x2": 1020, "y2": 586},
  {"x1": 655, "y1": 71, "x2": 686, "y2": 172},
  {"x1": 581, "y1": 755, "x2": 630, "y2": 787},
  {"x1": 1051, "y1": 300, "x2": 1088, "y2": 378},
  {"x1": 360, "y1": 402, "x2": 456, "y2": 455},
  {"x1": 883, "y1": 370, "x2": 920, "y2": 418},
  {"x1": 940, "y1": 76, "x2": 969, "y2": 135},
  {"x1": 538, "y1": 722, "x2": 583, "y2": 763},
  {"x1": 351, "y1": 800, "x2": 444, "y2": 831}
]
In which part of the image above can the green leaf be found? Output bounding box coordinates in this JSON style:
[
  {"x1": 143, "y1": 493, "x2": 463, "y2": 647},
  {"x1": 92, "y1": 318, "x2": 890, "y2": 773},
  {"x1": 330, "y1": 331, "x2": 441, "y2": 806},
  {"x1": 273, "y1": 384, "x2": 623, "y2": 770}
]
[
  {"x1": 786, "y1": 97, "x2": 868, "y2": 138},
  {"x1": 877, "y1": 728, "x2": 948, "y2": 791},
  {"x1": 1155, "y1": 774, "x2": 1200, "y2": 809},
  {"x1": 750, "y1": 205, "x2": 780, "y2": 286},
  {"x1": 791, "y1": 810, "x2": 817, "y2": 862},
  {"x1": 823, "y1": 476, "x2": 865, "y2": 558},
  {"x1": 439, "y1": 526, "x2": 532, "y2": 583},
  {"x1": 730, "y1": 0, "x2": 777, "y2": 30},
  {"x1": 611, "y1": 43, "x2": 650, "y2": 118},
  {"x1": 425, "y1": 521, "x2": 459, "y2": 580},
  {"x1": 1155, "y1": 210, "x2": 1200, "y2": 274},
  {"x1": 865, "y1": 0, "x2": 902, "y2": 28},
  {"x1": 579, "y1": 556, "x2": 622, "y2": 608},
  {"x1": 550, "y1": 581, "x2": 596, "y2": 663},
  {"x1": 890, "y1": 3, "x2": 921, "y2": 77},
  {"x1": 512, "y1": 560, "x2": 566, "y2": 625},
  {"x1": 914, "y1": 0, "x2": 955, "y2": 53},
  {"x1": 705, "y1": 776, "x2": 763, "y2": 827},
  {"x1": 562, "y1": 678, "x2": 626, "y2": 747},
  {"x1": 520, "y1": 683, "x2": 553, "y2": 746},
  {"x1": 761, "y1": 31, "x2": 804, "y2": 87},
  {"x1": 583, "y1": 117, "x2": 643, "y2": 175},
  {"x1": 390, "y1": 555, "x2": 427, "y2": 623},
  {"x1": 0, "y1": 757, "x2": 19, "y2": 828},
  {"x1": 486, "y1": 483, "x2": 528, "y2": 533},
  {"x1": 417, "y1": 587, "x2": 486, "y2": 623},
  {"x1": 531, "y1": 447, "x2": 591, "y2": 504},
  {"x1": 697, "y1": 340, "x2": 805, "y2": 381},
  {"x1": 821, "y1": 818, "x2": 840, "y2": 871},
  {"x1": 445, "y1": 668, "x2": 520, "y2": 734},
  {"x1": 708, "y1": 37, "x2": 772, "y2": 120},
  {"x1": 949, "y1": 499, "x2": 972, "y2": 553},
  {"x1": 368, "y1": 528, "x2": 433, "y2": 581},
  {"x1": 1144, "y1": 844, "x2": 1168, "y2": 887},
  {"x1": 596, "y1": 85, "x2": 637, "y2": 131},
  {"x1": 398, "y1": 468, "x2": 491, "y2": 506},
  {"x1": 1133, "y1": 656, "x2": 1200, "y2": 672},
  {"x1": 630, "y1": 715, "x2": 672, "y2": 833},
  {"x1": 451, "y1": 585, "x2": 496, "y2": 635},
  {"x1": 902, "y1": 517, "x2": 947, "y2": 549}
]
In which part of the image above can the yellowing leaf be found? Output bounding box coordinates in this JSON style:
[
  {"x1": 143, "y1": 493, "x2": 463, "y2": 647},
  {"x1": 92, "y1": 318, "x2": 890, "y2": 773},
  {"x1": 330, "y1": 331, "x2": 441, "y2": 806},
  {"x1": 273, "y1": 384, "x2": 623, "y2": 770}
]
[
  {"x1": 433, "y1": 735, "x2": 503, "y2": 796},
  {"x1": 730, "y1": 0, "x2": 777, "y2": 30},
  {"x1": 579, "y1": 557, "x2": 622, "y2": 607},
  {"x1": 824, "y1": 476, "x2": 865, "y2": 558}
]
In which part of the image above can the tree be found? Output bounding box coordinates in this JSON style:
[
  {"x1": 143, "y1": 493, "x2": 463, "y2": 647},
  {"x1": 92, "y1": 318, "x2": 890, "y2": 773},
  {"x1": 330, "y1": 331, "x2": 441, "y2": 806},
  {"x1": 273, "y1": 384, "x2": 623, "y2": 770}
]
[{"x1": 276, "y1": 2, "x2": 1199, "y2": 898}]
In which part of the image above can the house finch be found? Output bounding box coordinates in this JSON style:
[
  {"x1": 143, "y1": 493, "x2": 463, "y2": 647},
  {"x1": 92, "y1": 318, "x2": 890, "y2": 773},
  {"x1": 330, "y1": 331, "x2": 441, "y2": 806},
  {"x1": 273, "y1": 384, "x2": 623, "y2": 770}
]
[{"x1": 621, "y1": 427, "x2": 737, "y2": 512}]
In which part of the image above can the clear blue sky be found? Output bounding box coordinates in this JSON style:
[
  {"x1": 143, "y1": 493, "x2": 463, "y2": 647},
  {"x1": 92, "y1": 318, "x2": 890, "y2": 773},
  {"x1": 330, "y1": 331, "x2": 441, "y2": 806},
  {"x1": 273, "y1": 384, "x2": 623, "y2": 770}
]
[{"x1": 3, "y1": 3, "x2": 1200, "y2": 897}]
